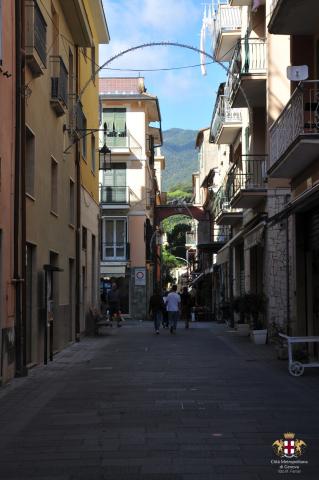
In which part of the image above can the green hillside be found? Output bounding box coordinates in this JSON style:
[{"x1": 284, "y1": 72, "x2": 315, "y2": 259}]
[{"x1": 161, "y1": 128, "x2": 199, "y2": 192}]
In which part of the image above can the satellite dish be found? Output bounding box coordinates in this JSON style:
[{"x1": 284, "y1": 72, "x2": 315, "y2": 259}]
[{"x1": 287, "y1": 65, "x2": 309, "y2": 81}]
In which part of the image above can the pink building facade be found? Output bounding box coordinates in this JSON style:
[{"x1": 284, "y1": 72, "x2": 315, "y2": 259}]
[{"x1": 0, "y1": 0, "x2": 16, "y2": 383}]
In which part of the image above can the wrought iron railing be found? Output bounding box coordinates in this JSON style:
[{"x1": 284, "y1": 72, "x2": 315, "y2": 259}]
[
  {"x1": 269, "y1": 81, "x2": 319, "y2": 167},
  {"x1": 211, "y1": 95, "x2": 242, "y2": 141},
  {"x1": 100, "y1": 186, "x2": 130, "y2": 204},
  {"x1": 212, "y1": 5, "x2": 241, "y2": 54},
  {"x1": 101, "y1": 242, "x2": 130, "y2": 261},
  {"x1": 50, "y1": 56, "x2": 68, "y2": 106},
  {"x1": 212, "y1": 225, "x2": 231, "y2": 243},
  {"x1": 105, "y1": 129, "x2": 129, "y2": 148},
  {"x1": 185, "y1": 232, "x2": 197, "y2": 247},
  {"x1": 230, "y1": 155, "x2": 267, "y2": 199},
  {"x1": 212, "y1": 185, "x2": 233, "y2": 218},
  {"x1": 225, "y1": 37, "x2": 267, "y2": 103}
]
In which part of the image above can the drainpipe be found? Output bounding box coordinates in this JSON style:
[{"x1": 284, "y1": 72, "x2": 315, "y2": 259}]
[
  {"x1": 14, "y1": 0, "x2": 27, "y2": 376},
  {"x1": 75, "y1": 46, "x2": 81, "y2": 341},
  {"x1": 285, "y1": 216, "x2": 290, "y2": 335}
]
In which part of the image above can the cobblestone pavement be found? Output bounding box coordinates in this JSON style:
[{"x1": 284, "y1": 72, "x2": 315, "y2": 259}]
[{"x1": 0, "y1": 321, "x2": 319, "y2": 480}]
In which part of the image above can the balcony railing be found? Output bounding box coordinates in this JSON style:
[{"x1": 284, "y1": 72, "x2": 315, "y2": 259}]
[
  {"x1": 101, "y1": 242, "x2": 130, "y2": 262},
  {"x1": 270, "y1": 81, "x2": 319, "y2": 168},
  {"x1": 100, "y1": 186, "x2": 130, "y2": 205},
  {"x1": 230, "y1": 155, "x2": 267, "y2": 198},
  {"x1": 106, "y1": 129, "x2": 129, "y2": 149},
  {"x1": 50, "y1": 56, "x2": 68, "y2": 107},
  {"x1": 212, "y1": 5, "x2": 241, "y2": 56},
  {"x1": 213, "y1": 186, "x2": 233, "y2": 218},
  {"x1": 225, "y1": 37, "x2": 266, "y2": 103},
  {"x1": 185, "y1": 232, "x2": 197, "y2": 247},
  {"x1": 212, "y1": 225, "x2": 231, "y2": 243},
  {"x1": 211, "y1": 95, "x2": 242, "y2": 142}
]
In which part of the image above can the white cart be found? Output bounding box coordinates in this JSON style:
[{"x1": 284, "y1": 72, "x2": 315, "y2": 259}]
[{"x1": 279, "y1": 333, "x2": 319, "y2": 376}]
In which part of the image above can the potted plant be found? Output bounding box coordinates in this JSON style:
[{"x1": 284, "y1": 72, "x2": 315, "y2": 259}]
[
  {"x1": 244, "y1": 292, "x2": 268, "y2": 344},
  {"x1": 231, "y1": 295, "x2": 250, "y2": 336}
]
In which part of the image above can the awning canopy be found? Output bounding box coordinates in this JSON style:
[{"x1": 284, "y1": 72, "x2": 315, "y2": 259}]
[
  {"x1": 101, "y1": 265, "x2": 126, "y2": 277},
  {"x1": 215, "y1": 229, "x2": 244, "y2": 265},
  {"x1": 244, "y1": 221, "x2": 266, "y2": 250}
]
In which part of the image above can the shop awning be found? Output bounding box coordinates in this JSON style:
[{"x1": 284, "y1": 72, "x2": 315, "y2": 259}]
[
  {"x1": 101, "y1": 265, "x2": 126, "y2": 277},
  {"x1": 215, "y1": 229, "x2": 244, "y2": 265},
  {"x1": 244, "y1": 221, "x2": 266, "y2": 250}
]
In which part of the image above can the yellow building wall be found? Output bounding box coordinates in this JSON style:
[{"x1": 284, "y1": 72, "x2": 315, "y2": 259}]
[{"x1": 78, "y1": 1, "x2": 101, "y2": 204}]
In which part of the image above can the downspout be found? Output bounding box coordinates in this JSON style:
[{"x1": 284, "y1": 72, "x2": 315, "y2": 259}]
[
  {"x1": 285, "y1": 216, "x2": 290, "y2": 335},
  {"x1": 75, "y1": 46, "x2": 81, "y2": 341},
  {"x1": 14, "y1": 0, "x2": 27, "y2": 376}
]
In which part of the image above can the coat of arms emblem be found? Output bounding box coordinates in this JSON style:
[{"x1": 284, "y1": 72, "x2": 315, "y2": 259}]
[{"x1": 273, "y1": 432, "x2": 307, "y2": 458}]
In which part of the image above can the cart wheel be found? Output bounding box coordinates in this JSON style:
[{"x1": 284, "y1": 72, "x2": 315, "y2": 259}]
[{"x1": 289, "y1": 361, "x2": 304, "y2": 377}]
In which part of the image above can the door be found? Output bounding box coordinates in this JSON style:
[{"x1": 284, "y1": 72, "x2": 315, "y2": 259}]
[{"x1": 103, "y1": 164, "x2": 127, "y2": 203}]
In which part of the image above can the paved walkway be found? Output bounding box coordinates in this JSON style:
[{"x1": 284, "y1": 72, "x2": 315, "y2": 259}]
[{"x1": 0, "y1": 321, "x2": 319, "y2": 480}]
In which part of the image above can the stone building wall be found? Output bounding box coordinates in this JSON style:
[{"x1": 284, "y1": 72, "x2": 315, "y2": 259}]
[{"x1": 264, "y1": 189, "x2": 293, "y2": 329}]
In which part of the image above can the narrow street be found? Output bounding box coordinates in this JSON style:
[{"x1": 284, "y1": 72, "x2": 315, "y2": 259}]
[{"x1": 0, "y1": 322, "x2": 318, "y2": 480}]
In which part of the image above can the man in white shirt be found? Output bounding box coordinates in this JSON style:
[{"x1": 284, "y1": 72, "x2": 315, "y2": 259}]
[{"x1": 166, "y1": 285, "x2": 181, "y2": 334}]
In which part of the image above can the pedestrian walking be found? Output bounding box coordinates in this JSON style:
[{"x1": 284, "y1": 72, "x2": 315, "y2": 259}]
[
  {"x1": 162, "y1": 290, "x2": 169, "y2": 328},
  {"x1": 180, "y1": 286, "x2": 192, "y2": 329},
  {"x1": 166, "y1": 285, "x2": 181, "y2": 334},
  {"x1": 149, "y1": 287, "x2": 165, "y2": 334},
  {"x1": 107, "y1": 282, "x2": 122, "y2": 327}
]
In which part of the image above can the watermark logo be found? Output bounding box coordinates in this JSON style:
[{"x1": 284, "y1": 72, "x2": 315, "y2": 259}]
[
  {"x1": 271, "y1": 433, "x2": 308, "y2": 474},
  {"x1": 273, "y1": 432, "x2": 307, "y2": 459}
]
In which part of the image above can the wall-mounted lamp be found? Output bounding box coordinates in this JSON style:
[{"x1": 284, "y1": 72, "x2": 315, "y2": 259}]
[{"x1": 99, "y1": 122, "x2": 112, "y2": 170}]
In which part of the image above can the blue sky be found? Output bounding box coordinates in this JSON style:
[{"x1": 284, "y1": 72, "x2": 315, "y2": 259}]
[{"x1": 100, "y1": 0, "x2": 227, "y2": 132}]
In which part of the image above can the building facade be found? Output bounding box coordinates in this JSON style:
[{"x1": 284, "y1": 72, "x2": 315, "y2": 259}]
[
  {"x1": 0, "y1": 0, "x2": 16, "y2": 382},
  {"x1": 99, "y1": 77, "x2": 164, "y2": 320},
  {"x1": 23, "y1": 0, "x2": 109, "y2": 369},
  {"x1": 199, "y1": 0, "x2": 319, "y2": 340}
]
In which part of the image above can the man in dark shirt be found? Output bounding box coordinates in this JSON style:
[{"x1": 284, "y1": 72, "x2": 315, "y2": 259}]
[
  {"x1": 107, "y1": 282, "x2": 122, "y2": 327},
  {"x1": 149, "y1": 287, "x2": 165, "y2": 334}
]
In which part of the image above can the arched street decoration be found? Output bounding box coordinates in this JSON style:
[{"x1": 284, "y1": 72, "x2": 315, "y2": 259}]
[
  {"x1": 76, "y1": 41, "x2": 252, "y2": 130},
  {"x1": 154, "y1": 204, "x2": 209, "y2": 224}
]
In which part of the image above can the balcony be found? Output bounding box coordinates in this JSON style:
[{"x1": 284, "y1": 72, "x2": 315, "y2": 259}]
[
  {"x1": 100, "y1": 186, "x2": 130, "y2": 207},
  {"x1": 101, "y1": 242, "x2": 130, "y2": 262},
  {"x1": 212, "y1": 5, "x2": 241, "y2": 62},
  {"x1": 226, "y1": 37, "x2": 267, "y2": 108},
  {"x1": 25, "y1": 0, "x2": 47, "y2": 77},
  {"x1": 268, "y1": 0, "x2": 319, "y2": 35},
  {"x1": 229, "y1": 155, "x2": 267, "y2": 208},
  {"x1": 213, "y1": 186, "x2": 242, "y2": 226},
  {"x1": 60, "y1": 0, "x2": 93, "y2": 47},
  {"x1": 229, "y1": 0, "x2": 265, "y2": 6},
  {"x1": 50, "y1": 56, "x2": 68, "y2": 116},
  {"x1": 269, "y1": 81, "x2": 319, "y2": 179},
  {"x1": 210, "y1": 95, "x2": 242, "y2": 144},
  {"x1": 185, "y1": 232, "x2": 197, "y2": 248},
  {"x1": 198, "y1": 226, "x2": 231, "y2": 253}
]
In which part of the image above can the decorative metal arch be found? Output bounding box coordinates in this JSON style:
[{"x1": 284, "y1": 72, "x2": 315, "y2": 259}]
[
  {"x1": 66, "y1": 41, "x2": 252, "y2": 152},
  {"x1": 78, "y1": 41, "x2": 252, "y2": 124}
]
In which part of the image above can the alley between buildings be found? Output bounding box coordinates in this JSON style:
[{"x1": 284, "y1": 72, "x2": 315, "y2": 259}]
[{"x1": 0, "y1": 321, "x2": 319, "y2": 480}]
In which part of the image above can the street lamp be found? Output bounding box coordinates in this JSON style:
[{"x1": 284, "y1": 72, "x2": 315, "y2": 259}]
[{"x1": 99, "y1": 122, "x2": 112, "y2": 170}]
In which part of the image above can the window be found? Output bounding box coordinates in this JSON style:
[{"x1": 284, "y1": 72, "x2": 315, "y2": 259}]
[
  {"x1": 82, "y1": 226, "x2": 87, "y2": 250},
  {"x1": 26, "y1": 127, "x2": 35, "y2": 197},
  {"x1": 102, "y1": 108, "x2": 127, "y2": 148},
  {"x1": 69, "y1": 179, "x2": 75, "y2": 225},
  {"x1": 102, "y1": 218, "x2": 127, "y2": 260},
  {"x1": 91, "y1": 134, "x2": 96, "y2": 174},
  {"x1": 101, "y1": 164, "x2": 127, "y2": 203},
  {"x1": 50, "y1": 158, "x2": 58, "y2": 213}
]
